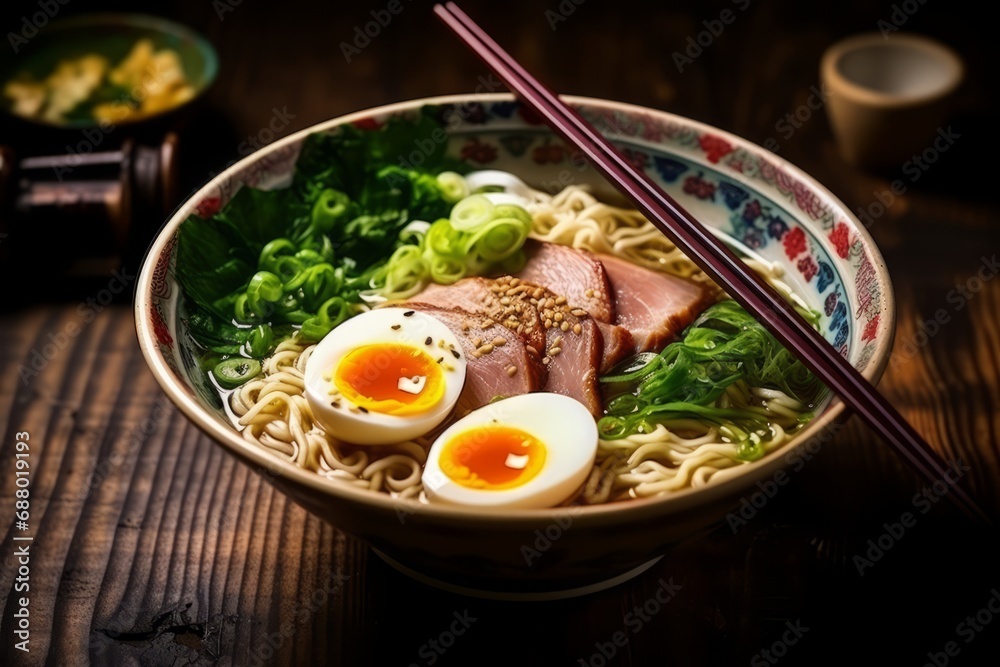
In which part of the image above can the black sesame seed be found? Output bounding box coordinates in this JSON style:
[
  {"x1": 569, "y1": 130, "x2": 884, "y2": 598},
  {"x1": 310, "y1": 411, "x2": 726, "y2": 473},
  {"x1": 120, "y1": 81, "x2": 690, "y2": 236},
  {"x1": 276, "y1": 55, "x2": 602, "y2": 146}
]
[
  {"x1": 358, "y1": 406, "x2": 369, "y2": 413},
  {"x1": 391, "y1": 324, "x2": 401, "y2": 330},
  {"x1": 436, "y1": 356, "x2": 444, "y2": 363},
  {"x1": 450, "y1": 349, "x2": 461, "y2": 359},
  {"x1": 403, "y1": 310, "x2": 415, "y2": 317},
  {"x1": 425, "y1": 337, "x2": 433, "y2": 346}
]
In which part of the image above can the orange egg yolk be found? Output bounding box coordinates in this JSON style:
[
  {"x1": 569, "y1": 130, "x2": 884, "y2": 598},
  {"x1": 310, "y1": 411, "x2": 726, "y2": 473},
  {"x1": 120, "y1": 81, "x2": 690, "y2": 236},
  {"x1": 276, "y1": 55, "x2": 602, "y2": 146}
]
[
  {"x1": 440, "y1": 425, "x2": 546, "y2": 490},
  {"x1": 333, "y1": 343, "x2": 444, "y2": 416}
]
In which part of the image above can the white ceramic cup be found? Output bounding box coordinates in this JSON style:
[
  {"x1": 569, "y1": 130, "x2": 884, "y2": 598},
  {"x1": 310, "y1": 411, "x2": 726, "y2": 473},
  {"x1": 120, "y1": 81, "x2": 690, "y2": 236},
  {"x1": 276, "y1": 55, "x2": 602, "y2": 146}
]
[{"x1": 821, "y1": 33, "x2": 964, "y2": 166}]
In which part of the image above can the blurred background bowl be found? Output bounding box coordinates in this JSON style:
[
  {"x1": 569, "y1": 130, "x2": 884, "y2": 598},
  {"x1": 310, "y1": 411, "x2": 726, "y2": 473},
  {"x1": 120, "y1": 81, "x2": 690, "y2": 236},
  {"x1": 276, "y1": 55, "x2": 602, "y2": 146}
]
[
  {"x1": 135, "y1": 93, "x2": 895, "y2": 599},
  {"x1": 0, "y1": 12, "x2": 217, "y2": 144},
  {"x1": 821, "y1": 32, "x2": 964, "y2": 166}
]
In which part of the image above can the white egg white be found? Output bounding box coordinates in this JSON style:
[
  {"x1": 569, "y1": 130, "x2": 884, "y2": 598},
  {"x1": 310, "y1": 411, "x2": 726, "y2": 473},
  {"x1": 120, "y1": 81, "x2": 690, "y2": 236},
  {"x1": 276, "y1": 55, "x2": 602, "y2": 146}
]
[
  {"x1": 304, "y1": 308, "x2": 467, "y2": 445},
  {"x1": 422, "y1": 393, "x2": 598, "y2": 509}
]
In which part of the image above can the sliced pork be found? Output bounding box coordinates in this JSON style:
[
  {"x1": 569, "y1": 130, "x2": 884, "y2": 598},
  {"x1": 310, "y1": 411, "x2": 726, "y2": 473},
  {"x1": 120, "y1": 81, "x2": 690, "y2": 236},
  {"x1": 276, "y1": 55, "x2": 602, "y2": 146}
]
[
  {"x1": 402, "y1": 305, "x2": 547, "y2": 417},
  {"x1": 516, "y1": 240, "x2": 615, "y2": 323},
  {"x1": 513, "y1": 283, "x2": 604, "y2": 416},
  {"x1": 541, "y1": 314, "x2": 603, "y2": 416},
  {"x1": 411, "y1": 278, "x2": 546, "y2": 353},
  {"x1": 598, "y1": 254, "x2": 711, "y2": 352},
  {"x1": 596, "y1": 321, "x2": 634, "y2": 373}
]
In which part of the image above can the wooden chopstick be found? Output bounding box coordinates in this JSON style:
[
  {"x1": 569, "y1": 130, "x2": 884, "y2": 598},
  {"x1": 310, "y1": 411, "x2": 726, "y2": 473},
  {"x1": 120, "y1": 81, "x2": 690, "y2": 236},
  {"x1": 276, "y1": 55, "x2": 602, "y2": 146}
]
[{"x1": 434, "y1": 2, "x2": 992, "y2": 524}]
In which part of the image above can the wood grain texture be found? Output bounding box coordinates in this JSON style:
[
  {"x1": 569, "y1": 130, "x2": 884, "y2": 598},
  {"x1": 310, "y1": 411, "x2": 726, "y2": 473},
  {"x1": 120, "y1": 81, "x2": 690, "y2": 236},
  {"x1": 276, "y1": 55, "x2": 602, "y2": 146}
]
[{"x1": 1, "y1": 0, "x2": 999, "y2": 665}]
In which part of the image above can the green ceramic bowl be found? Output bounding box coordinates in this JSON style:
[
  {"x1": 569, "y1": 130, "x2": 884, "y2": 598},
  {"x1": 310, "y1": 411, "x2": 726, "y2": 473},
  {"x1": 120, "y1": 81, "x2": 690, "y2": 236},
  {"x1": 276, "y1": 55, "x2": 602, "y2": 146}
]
[{"x1": 1, "y1": 13, "x2": 217, "y2": 129}]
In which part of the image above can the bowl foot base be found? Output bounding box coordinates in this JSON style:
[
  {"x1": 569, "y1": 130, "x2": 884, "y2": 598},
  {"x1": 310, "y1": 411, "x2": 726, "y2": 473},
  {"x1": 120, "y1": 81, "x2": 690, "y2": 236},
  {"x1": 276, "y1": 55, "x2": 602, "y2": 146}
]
[{"x1": 372, "y1": 549, "x2": 663, "y2": 601}]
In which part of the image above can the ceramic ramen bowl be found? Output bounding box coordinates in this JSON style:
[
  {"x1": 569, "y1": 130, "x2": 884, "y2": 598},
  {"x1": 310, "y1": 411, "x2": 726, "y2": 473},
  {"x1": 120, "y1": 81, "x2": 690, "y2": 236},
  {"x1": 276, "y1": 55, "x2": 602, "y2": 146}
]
[{"x1": 135, "y1": 94, "x2": 895, "y2": 599}]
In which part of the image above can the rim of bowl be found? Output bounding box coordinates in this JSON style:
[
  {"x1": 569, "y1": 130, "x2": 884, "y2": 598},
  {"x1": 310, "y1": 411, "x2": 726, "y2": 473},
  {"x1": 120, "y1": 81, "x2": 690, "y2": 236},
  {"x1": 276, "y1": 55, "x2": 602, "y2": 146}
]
[
  {"x1": 135, "y1": 93, "x2": 896, "y2": 526},
  {"x1": 820, "y1": 32, "x2": 964, "y2": 109},
  {"x1": 2, "y1": 12, "x2": 219, "y2": 130}
]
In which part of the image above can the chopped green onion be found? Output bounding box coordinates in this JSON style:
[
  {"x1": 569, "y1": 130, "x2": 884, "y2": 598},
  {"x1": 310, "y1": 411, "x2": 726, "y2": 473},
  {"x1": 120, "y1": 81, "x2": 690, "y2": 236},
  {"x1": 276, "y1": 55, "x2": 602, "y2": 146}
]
[
  {"x1": 281, "y1": 263, "x2": 342, "y2": 309},
  {"x1": 272, "y1": 255, "x2": 304, "y2": 283},
  {"x1": 246, "y1": 271, "x2": 283, "y2": 315},
  {"x1": 398, "y1": 221, "x2": 429, "y2": 247},
  {"x1": 464, "y1": 217, "x2": 528, "y2": 261},
  {"x1": 493, "y1": 204, "x2": 533, "y2": 230},
  {"x1": 277, "y1": 309, "x2": 312, "y2": 324},
  {"x1": 233, "y1": 293, "x2": 254, "y2": 322},
  {"x1": 426, "y1": 218, "x2": 466, "y2": 257},
  {"x1": 450, "y1": 194, "x2": 495, "y2": 232},
  {"x1": 198, "y1": 352, "x2": 225, "y2": 373},
  {"x1": 259, "y1": 239, "x2": 296, "y2": 273},
  {"x1": 300, "y1": 296, "x2": 351, "y2": 342},
  {"x1": 294, "y1": 249, "x2": 326, "y2": 266},
  {"x1": 426, "y1": 253, "x2": 466, "y2": 284},
  {"x1": 437, "y1": 171, "x2": 470, "y2": 204},
  {"x1": 309, "y1": 189, "x2": 351, "y2": 234},
  {"x1": 377, "y1": 195, "x2": 534, "y2": 298},
  {"x1": 213, "y1": 358, "x2": 261, "y2": 389},
  {"x1": 296, "y1": 235, "x2": 336, "y2": 264},
  {"x1": 374, "y1": 245, "x2": 430, "y2": 300},
  {"x1": 464, "y1": 249, "x2": 492, "y2": 275},
  {"x1": 246, "y1": 324, "x2": 274, "y2": 357}
]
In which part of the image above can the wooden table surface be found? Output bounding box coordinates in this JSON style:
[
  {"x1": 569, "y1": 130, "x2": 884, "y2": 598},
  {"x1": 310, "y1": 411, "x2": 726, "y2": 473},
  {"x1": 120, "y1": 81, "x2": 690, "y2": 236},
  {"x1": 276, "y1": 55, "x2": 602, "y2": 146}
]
[{"x1": 2, "y1": 0, "x2": 999, "y2": 665}]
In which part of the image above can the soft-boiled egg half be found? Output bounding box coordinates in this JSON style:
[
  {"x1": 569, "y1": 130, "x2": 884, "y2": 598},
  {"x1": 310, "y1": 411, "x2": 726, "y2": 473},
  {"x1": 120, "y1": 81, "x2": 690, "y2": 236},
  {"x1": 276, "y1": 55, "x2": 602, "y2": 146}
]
[
  {"x1": 304, "y1": 308, "x2": 467, "y2": 445},
  {"x1": 422, "y1": 393, "x2": 598, "y2": 509}
]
